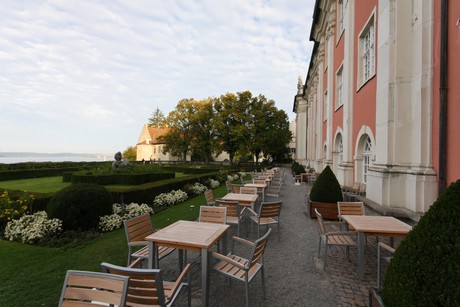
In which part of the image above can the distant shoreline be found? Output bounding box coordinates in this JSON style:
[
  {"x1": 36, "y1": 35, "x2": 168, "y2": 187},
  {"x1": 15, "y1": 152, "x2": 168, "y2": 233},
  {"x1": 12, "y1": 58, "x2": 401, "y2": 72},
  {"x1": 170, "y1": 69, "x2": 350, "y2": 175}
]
[{"x1": 0, "y1": 152, "x2": 112, "y2": 164}]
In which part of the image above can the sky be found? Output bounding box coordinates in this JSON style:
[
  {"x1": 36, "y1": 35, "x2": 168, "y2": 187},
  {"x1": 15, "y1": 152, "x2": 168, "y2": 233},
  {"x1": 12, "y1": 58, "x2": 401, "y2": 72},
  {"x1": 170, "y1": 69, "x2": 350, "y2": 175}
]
[{"x1": 0, "y1": 0, "x2": 315, "y2": 154}]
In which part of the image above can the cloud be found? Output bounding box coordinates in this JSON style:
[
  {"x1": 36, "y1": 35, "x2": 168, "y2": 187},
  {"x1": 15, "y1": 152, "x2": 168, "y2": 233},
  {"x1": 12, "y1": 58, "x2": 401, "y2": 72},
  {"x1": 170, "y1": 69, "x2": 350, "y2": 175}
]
[{"x1": 0, "y1": 0, "x2": 315, "y2": 153}]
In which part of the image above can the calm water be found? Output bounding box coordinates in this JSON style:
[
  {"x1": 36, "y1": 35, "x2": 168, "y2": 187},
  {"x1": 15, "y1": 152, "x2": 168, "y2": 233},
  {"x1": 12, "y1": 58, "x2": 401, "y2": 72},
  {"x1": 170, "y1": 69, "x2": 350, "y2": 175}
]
[{"x1": 0, "y1": 154, "x2": 111, "y2": 164}]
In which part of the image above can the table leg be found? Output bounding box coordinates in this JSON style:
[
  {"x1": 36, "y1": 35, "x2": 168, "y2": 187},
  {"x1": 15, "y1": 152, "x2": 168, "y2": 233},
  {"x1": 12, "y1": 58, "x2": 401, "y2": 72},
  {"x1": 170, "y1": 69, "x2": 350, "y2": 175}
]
[
  {"x1": 148, "y1": 242, "x2": 153, "y2": 269},
  {"x1": 148, "y1": 242, "x2": 159, "y2": 269},
  {"x1": 202, "y1": 248, "x2": 210, "y2": 307},
  {"x1": 357, "y1": 232, "x2": 365, "y2": 279}
]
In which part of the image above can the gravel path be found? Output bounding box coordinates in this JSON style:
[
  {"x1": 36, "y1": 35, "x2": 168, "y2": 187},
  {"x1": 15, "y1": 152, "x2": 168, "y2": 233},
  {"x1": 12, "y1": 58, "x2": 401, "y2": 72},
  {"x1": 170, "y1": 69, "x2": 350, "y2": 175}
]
[{"x1": 161, "y1": 167, "x2": 341, "y2": 306}]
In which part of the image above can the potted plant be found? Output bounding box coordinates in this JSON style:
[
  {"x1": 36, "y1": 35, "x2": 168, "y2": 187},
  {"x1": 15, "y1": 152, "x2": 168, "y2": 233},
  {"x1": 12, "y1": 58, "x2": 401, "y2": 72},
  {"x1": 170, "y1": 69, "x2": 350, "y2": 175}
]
[
  {"x1": 308, "y1": 165, "x2": 343, "y2": 219},
  {"x1": 375, "y1": 179, "x2": 460, "y2": 306}
]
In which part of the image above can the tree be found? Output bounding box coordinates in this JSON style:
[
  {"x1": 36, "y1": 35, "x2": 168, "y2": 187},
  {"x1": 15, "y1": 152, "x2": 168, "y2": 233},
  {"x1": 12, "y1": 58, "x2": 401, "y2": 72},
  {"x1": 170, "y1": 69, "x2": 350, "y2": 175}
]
[
  {"x1": 148, "y1": 107, "x2": 165, "y2": 128},
  {"x1": 162, "y1": 99, "x2": 195, "y2": 161},
  {"x1": 188, "y1": 99, "x2": 217, "y2": 163},
  {"x1": 213, "y1": 92, "x2": 251, "y2": 164},
  {"x1": 122, "y1": 146, "x2": 137, "y2": 161},
  {"x1": 246, "y1": 94, "x2": 292, "y2": 164}
]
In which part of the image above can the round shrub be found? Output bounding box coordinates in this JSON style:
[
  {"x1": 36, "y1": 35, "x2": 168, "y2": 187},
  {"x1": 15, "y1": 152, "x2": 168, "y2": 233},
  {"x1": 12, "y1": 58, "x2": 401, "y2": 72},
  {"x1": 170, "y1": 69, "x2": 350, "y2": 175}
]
[
  {"x1": 47, "y1": 184, "x2": 113, "y2": 231},
  {"x1": 291, "y1": 161, "x2": 306, "y2": 175},
  {"x1": 309, "y1": 165, "x2": 343, "y2": 203},
  {"x1": 382, "y1": 179, "x2": 460, "y2": 306}
]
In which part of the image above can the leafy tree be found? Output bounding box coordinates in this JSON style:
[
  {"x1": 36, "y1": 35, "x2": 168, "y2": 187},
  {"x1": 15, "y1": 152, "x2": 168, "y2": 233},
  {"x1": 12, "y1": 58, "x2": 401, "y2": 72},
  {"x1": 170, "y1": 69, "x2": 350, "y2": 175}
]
[
  {"x1": 148, "y1": 107, "x2": 165, "y2": 128},
  {"x1": 213, "y1": 92, "x2": 251, "y2": 164},
  {"x1": 188, "y1": 99, "x2": 217, "y2": 163},
  {"x1": 162, "y1": 99, "x2": 195, "y2": 161},
  {"x1": 122, "y1": 146, "x2": 137, "y2": 161},
  {"x1": 246, "y1": 94, "x2": 291, "y2": 164}
]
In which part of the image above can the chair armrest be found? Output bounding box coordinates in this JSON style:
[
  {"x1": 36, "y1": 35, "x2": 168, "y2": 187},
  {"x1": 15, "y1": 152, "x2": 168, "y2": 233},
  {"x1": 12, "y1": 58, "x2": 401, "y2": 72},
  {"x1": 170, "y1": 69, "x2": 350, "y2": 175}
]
[
  {"x1": 211, "y1": 252, "x2": 247, "y2": 270},
  {"x1": 245, "y1": 207, "x2": 257, "y2": 217},
  {"x1": 325, "y1": 231, "x2": 357, "y2": 236},
  {"x1": 239, "y1": 206, "x2": 247, "y2": 216},
  {"x1": 168, "y1": 263, "x2": 192, "y2": 297},
  {"x1": 232, "y1": 236, "x2": 254, "y2": 247},
  {"x1": 128, "y1": 241, "x2": 148, "y2": 247},
  {"x1": 378, "y1": 242, "x2": 395, "y2": 254}
]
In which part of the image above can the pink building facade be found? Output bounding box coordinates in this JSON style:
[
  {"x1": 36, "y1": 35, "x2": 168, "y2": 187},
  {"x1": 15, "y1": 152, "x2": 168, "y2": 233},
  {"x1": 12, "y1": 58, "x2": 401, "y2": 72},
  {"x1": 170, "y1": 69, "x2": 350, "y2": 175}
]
[{"x1": 294, "y1": 0, "x2": 459, "y2": 215}]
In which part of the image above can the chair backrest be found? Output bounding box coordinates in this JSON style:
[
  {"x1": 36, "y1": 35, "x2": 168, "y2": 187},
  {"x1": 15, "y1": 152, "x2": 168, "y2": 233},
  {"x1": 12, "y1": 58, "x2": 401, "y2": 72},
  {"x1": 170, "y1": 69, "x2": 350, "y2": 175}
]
[
  {"x1": 216, "y1": 199, "x2": 240, "y2": 218},
  {"x1": 100, "y1": 262, "x2": 166, "y2": 306},
  {"x1": 240, "y1": 187, "x2": 257, "y2": 195},
  {"x1": 59, "y1": 270, "x2": 130, "y2": 306},
  {"x1": 247, "y1": 228, "x2": 272, "y2": 269},
  {"x1": 199, "y1": 206, "x2": 227, "y2": 224},
  {"x1": 232, "y1": 184, "x2": 242, "y2": 193},
  {"x1": 258, "y1": 201, "x2": 282, "y2": 219},
  {"x1": 204, "y1": 189, "x2": 215, "y2": 206},
  {"x1": 253, "y1": 179, "x2": 266, "y2": 185},
  {"x1": 225, "y1": 180, "x2": 233, "y2": 193},
  {"x1": 338, "y1": 202, "x2": 365, "y2": 217},
  {"x1": 315, "y1": 208, "x2": 326, "y2": 235},
  {"x1": 124, "y1": 214, "x2": 154, "y2": 244}
]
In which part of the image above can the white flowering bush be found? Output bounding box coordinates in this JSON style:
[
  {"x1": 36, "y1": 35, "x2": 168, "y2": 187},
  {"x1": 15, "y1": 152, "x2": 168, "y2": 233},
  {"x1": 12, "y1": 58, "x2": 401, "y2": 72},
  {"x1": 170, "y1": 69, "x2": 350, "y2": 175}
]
[
  {"x1": 233, "y1": 174, "x2": 240, "y2": 180},
  {"x1": 207, "y1": 179, "x2": 220, "y2": 189},
  {"x1": 189, "y1": 182, "x2": 207, "y2": 195},
  {"x1": 153, "y1": 190, "x2": 188, "y2": 208},
  {"x1": 227, "y1": 175, "x2": 235, "y2": 182},
  {"x1": 4, "y1": 211, "x2": 62, "y2": 244},
  {"x1": 98, "y1": 203, "x2": 154, "y2": 232},
  {"x1": 238, "y1": 172, "x2": 247, "y2": 178}
]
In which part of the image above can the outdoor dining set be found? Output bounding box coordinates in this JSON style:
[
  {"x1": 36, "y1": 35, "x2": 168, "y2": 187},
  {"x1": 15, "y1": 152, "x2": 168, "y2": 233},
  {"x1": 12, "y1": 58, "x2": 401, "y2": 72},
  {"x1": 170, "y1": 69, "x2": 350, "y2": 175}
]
[{"x1": 57, "y1": 168, "x2": 284, "y2": 307}]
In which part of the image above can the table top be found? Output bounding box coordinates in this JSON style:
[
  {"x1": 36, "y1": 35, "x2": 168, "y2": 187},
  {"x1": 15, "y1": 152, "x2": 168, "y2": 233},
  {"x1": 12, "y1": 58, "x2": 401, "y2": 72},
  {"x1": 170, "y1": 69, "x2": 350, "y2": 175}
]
[
  {"x1": 221, "y1": 193, "x2": 259, "y2": 203},
  {"x1": 341, "y1": 215, "x2": 412, "y2": 235},
  {"x1": 146, "y1": 220, "x2": 229, "y2": 249},
  {"x1": 244, "y1": 183, "x2": 267, "y2": 188}
]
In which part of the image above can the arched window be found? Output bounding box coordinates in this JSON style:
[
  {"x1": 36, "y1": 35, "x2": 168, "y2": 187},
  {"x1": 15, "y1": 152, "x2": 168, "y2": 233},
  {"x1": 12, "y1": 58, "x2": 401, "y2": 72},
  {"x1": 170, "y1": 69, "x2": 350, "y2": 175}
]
[
  {"x1": 363, "y1": 137, "x2": 372, "y2": 184},
  {"x1": 337, "y1": 134, "x2": 343, "y2": 164}
]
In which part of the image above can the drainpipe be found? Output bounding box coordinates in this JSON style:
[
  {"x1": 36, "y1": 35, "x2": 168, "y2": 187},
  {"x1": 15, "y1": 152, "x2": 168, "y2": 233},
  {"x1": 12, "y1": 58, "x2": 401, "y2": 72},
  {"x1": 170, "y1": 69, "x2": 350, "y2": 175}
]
[{"x1": 438, "y1": 0, "x2": 448, "y2": 195}]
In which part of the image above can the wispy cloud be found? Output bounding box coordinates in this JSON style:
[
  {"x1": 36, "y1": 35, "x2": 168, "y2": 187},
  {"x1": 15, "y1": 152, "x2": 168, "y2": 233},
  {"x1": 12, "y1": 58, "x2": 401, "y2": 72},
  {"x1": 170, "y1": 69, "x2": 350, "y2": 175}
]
[{"x1": 0, "y1": 0, "x2": 314, "y2": 153}]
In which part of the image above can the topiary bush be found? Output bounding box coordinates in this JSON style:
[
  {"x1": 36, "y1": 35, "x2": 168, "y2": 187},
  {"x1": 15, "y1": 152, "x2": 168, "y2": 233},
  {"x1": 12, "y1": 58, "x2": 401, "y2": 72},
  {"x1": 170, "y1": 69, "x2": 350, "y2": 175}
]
[
  {"x1": 381, "y1": 179, "x2": 460, "y2": 306},
  {"x1": 291, "y1": 161, "x2": 306, "y2": 175},
  {"x1": 47, "y1": 184, "x2": 113, "y2": 231},
  {"x1": 309, "y1": 166, "x2": 343, "y2": 203}
]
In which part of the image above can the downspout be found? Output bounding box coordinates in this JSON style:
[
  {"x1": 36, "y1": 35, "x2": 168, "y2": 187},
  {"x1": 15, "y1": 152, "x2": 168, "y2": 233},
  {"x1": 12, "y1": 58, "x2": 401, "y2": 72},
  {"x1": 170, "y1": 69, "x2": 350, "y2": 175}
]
[{"x1": 438, "y1": 0, "x2": 448, "y2": 195}]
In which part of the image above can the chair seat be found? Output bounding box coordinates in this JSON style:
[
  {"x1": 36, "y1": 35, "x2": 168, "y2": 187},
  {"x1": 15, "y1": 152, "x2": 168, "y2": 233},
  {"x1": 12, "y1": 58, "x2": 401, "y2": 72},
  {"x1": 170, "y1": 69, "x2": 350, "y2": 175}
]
[
  {"x1": 132, "y1": 244, "x2": 175, "y2": 260},
  {"x1": 250, "y1": 216, "x2": 278, "y2": 226},
  {"x1": 213, "y1": 253, "x2": 262, "y2": 283},
  {"x1": 324, "y1": 234, "x2": 356, "y2": 246}
]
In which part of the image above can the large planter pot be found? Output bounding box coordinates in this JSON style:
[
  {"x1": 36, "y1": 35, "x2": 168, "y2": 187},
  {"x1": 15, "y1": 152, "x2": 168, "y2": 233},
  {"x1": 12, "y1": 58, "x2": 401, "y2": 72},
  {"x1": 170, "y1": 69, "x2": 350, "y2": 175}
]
[
  {"x1": 309, "y1": 200, "x2": 338, "y2": 219},
  {"x1": 369, "y1": 287, "x2": 384, "y2": 307}
]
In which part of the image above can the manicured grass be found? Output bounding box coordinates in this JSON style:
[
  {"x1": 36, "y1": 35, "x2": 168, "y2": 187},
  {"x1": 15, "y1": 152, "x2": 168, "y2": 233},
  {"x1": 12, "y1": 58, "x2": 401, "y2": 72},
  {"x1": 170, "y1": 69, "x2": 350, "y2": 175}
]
[
  {"x1": 0, "y1": 185, "x2": 228, "y2": 306},
  {"x1": 0, "y1": 176, "x2": 70, "y2": 193}
]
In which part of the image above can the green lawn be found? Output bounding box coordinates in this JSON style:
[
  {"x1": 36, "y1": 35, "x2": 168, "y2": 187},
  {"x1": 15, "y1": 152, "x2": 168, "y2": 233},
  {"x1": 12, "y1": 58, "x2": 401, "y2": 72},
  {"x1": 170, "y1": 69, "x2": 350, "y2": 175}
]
[
  {"x1": 0, "y1": 185, "x2": 228, "y2": 306},
  {"x1": 0, "y1": 176, "x2": 70, "y2": 193}
]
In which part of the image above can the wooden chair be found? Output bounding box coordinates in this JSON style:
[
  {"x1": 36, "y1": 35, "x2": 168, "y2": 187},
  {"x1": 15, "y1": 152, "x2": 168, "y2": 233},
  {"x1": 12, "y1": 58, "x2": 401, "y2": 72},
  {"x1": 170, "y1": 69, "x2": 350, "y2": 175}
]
[
  {"x1": 216, "y1": 199, "x2": 245, "y2": 236},
  {"x1": 101, "y1": 262, "x2": 192, "y2": 307},
  {"x1": 224, "y1": 180, "x2": 232, "y2": 193},
  {"x1": 315, "y1": 208, "x2": 357, "y2": 270},
  {"x1": 212, "y1": 228, "x2": 272, "y2": 307},
  {"x1": 58, "y1": 270, "x2": 129, "y2": 306},
  {"x1": 124, "y1": 214, "x2": 175, "y2": 267},
  {"x1": 204, "y1": 189, "x2": 216, "y2": 206},
  {"x1": 266, "y1": 181, "x2": 281, "y2": 197},
  {"x1": 253, "y1": 179, "x2": 266, "y2": 185},
  {"x1": 232, "y1": 184, "x2": 243, "y2": 193},
  {"x1": 247, "y1": 201, "x2": 282, "y2": 237},
  {"x1": 240, "y1": 187, "x2": 257, "y2": 195},
  {"x1": 337, "y1": 202, "x2": 365, "y2": 219},
  {"x1": 199, "y1": 205, "x2": 227, "y2": 224},
  {"x1": 377, "y1": 242, "x2": 395, "y2": 290}
]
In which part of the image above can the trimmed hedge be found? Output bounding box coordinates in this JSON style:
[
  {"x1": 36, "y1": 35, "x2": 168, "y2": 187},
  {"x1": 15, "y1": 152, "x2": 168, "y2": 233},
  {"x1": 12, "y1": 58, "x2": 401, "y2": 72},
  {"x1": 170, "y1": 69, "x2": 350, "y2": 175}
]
[
  {"x1": 381, "y1": 179, "x2": 460, "y2": 306},
  {"x1": 309, "y1": 165, "x2": 343, "y2": 203},
  {"x1": 68, "y1": 172, "x2": 175, "y2": 185},
  {"x1": 0, "y1": 167, "x2": 80, "y2": 181}
]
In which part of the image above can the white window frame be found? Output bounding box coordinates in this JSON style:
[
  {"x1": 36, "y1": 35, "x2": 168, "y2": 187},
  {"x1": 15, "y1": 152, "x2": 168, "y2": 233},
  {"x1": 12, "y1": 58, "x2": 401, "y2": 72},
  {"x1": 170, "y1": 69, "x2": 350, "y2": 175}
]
[
  {"x1": 358, "y1": 11, "x2": 376, "y2": 89},
  {"x1": 362, "y1": 137, "x2": 372, "y2": 184},
  {"x1": 337, "y1": 0, "x2": 344, "y2": 37},
  {"x1": 338, "y1": 134, "x2": 343, "y2": 164},
  {"x1": 336, "y1": 65, "x2": 343, "y2": 109}
]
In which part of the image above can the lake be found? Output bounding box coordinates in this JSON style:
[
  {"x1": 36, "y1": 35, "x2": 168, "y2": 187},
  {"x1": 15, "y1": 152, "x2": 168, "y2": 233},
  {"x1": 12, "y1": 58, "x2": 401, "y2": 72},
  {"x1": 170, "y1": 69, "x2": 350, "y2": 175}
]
[{"x1": 0, "y1": 153, "x2": 111, "y2": 164}]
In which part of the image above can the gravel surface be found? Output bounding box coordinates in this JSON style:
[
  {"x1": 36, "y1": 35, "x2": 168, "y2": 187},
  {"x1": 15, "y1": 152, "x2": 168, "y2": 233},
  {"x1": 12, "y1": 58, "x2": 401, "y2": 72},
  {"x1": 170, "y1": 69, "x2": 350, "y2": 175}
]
[{"x1": 159, "y1": 168, "x2": 340, "y2": 307}]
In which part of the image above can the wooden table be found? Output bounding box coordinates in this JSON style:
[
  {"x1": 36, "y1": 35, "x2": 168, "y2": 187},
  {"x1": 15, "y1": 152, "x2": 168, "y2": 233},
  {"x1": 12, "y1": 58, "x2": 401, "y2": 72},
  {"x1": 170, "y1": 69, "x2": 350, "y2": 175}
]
[
  {"x1": 341, "y1": 215, "x2": 412, "y2": 279},
  {"x1": 221, "y1": 192, "x2": 258, "y2": 209},
  {"x1": 146, "y1": 220, "x2": 229, "y2": 307},
  {"x1": 243, "y1": 183, "x2": 267, "y2": 201}
]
